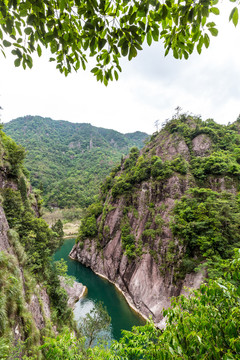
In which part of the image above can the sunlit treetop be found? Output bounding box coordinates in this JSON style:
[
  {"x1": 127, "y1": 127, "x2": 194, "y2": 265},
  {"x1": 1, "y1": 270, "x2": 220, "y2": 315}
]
[{"x1": 0, "y1": 0, "x2": 239, "y2": 85}]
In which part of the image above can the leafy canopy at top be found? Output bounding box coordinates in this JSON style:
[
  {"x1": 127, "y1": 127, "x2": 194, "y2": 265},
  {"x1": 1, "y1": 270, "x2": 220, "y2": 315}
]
[{"x1": 0, "y1": 0, "x2": 239, "y2": 84}]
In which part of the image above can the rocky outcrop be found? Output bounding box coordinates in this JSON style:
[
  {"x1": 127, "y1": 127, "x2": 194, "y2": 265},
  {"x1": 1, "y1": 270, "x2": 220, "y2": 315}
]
[
  {"x1": 0, "y1": 205, "x2": 13, "y2": 253},
  {"x1": 192, "y1": 134, "x2": 212, "y2": 156},
  {"x1": 69, "y1": 116, "x2": 240, "y2": 327},
  {"x1": 0, "y1": 208, "x2": 53, "y2": 335},
  {"x1": 70, "y1": 174, "x2": 205, "y2": 326},
  {"x1": 59, "y1": 276, "x2": 87, "y2": 308},
  {"x1": 152, "y1": 133, "x2": 191, "y2": 161},
  {"x1": 27, "y1": 287, "x2": 51, "y2": 330},
  {"x1": 0, "y1": 177, "x2": 52, "y2": 338}
]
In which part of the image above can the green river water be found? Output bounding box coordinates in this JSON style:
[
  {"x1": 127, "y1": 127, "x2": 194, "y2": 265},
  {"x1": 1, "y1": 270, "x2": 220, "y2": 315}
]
[{"x1": 53, "y1": 238, "x2": 145, "y2": 341}]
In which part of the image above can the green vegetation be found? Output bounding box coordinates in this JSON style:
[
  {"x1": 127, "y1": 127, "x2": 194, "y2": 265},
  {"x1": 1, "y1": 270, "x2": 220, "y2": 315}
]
[
  {"x1": 79, "y1": 302, "x2": 111, "y2": 347},
  {"x1": 171, "y1": 188, "x2": 240, "y2": 279},
  {"x1": 120, "y1": 219, "x2": 136, "y2": 259},
  {"x1": 0, "y1": 251, "x2": 41, "y2": 356},
  {"x1": 0, "y1": 0, "x2": 238, "y2": 84},
  {"x1": 114, "y1": 250, "x2": 240, "y2": 360},
  {"x1": 4, "y1": 116, "x2": 147, "y2": 209},
  {"x1": 77, "y1": 202, "x2": 103, "y2": 242},
  {"x1": 0, "y1": 127, "x2": 75, "y2": 356},
  {"x1": 109, "y1": 154, "x2": 188, "y2": 199},
  {"x1": 7, "y1": 250, "x2": 240, "y2": 359}
]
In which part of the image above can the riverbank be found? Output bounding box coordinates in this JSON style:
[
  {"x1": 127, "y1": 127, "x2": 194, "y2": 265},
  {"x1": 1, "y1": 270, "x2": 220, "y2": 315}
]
[
  {"x1": 42, "y1": 207, "x2": 81, "y2": 238},
  {"x1": 69, "y1": 251, "x2": 147, "y2": 323},
  {"x1": 59, "y1": 276, "x2": 88, "y2": 307},
  {"x1": 95, "y1": 271, "x2": 148, "y2": 323},
  {"x1": 55, "y1": 237, "x2": 145, "y2": 340},
  {"x1": 63, "y1": 221, "x2": 79, "y2": 238}
]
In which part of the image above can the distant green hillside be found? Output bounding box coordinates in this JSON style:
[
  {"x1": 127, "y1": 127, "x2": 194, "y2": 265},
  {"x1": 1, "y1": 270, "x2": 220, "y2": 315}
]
[{"x1": 4, "y1": 116, "x2": 148, "y2": 208}]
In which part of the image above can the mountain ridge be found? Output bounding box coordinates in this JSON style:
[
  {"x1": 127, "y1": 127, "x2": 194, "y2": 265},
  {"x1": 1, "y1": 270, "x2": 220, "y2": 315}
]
[{"x1": 4, "y1": 115, "x2": 148, "y2": 208}]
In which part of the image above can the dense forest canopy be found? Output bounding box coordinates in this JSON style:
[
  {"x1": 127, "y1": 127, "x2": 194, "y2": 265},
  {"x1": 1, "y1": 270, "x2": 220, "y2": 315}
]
[
  {"x1": 4, "y1": 115, "x2": 147, "y2": 208},
  {"x1": 0, "y1": 0, "x2": 239, "y2": 84}
]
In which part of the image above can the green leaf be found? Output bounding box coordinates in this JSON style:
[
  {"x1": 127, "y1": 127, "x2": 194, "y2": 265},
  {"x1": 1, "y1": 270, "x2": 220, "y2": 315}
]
[
  {"x1": 37, "y1": 44, "x2": 42, "y2": 57},
  {"x1": 147, "y1": 31, "x2": 152, "y2": 46},
  {"x1": 129, "y1": 12, "x2": 136, "y2": 24},
  {"x1": 161, "y1": 4, "x2": 168, "y2": 20},
  {"x1": 188, "y1": 8, "x2": 195, "y2": 22},
  {"x1": 152, "y1": 27, "x2": 159, "y2": 41},
  {"x1": 27, "y1": 14, "x2": 36, "y2": 25},
  {"x1": 121, "y1": 41, "x2": 128, "y2": 56},
  {"x1": 202, "y1": 6, "x2": 209, "y2": 18},
  {"x1": 183, "y1": 50, "x2": 189, "y2": 59},
  {"x1": 204, "y1": 33, "x2": 210, "y2": 48},
  {"x1": 98, "y1": 38, "x2": 107, "y2": 50},
  {"x1": 14, "y1": 58, "x2": 21, "y2": 67},
  {"x1": 173, "y1": 48, "x2": 178, "y2": 59},
  {"x1": 139, "y1": 21, "x2": 146, "y2": 31},
  {"x1": 24, "y1": 27, "x2": 32, "y2": 35},
  {"x1": 210, "y1": 7, "x2": 220, "y2": 15},
  {"x1": 114, "y1": 70, "x2": 119, "y2": 80},
  {"x1": 128, "y1": 45, "x2": 137, "y2": 60},
  {"x1": 197, "y1": 37, "x2": 203, "y2": 54},
  {"x1": 229, "y1": 7, "x2": 239, "y2": 27},
  {"x1": 208, "y1": 27, "x2": 218, "y2": 36},
  {"x1": 91, "y1": 67, "x2": 99, "y2": 73},
  {"x1": 3, "y1": 40, "x2": 11, "y2": 47},
  {"x1": 103, "y1": 76, "x2": 108, "y2": 86}
]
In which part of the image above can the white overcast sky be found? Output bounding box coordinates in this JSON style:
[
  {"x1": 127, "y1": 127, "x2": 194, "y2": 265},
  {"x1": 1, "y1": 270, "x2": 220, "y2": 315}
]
[{"x1": 0, "y1": 2, "x2": 240, "y2": 135}]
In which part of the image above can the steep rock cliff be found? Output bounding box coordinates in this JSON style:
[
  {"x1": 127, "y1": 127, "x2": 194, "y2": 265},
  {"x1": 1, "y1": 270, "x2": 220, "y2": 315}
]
[
  {"x1": 0, "y1": 133, "x2": 54, "y2": 349},
  {"x1": 0, "y1": 127, "x2": 75, "y2": 356},
  {"x1": 70, "y1": 115, "x2": 240, "y2": 325}
]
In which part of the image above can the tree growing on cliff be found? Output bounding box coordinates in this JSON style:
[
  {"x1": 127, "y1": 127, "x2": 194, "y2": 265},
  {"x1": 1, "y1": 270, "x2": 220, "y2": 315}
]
[{"x1": 0, "y1": 0, "x2": 239, "y2": 84}]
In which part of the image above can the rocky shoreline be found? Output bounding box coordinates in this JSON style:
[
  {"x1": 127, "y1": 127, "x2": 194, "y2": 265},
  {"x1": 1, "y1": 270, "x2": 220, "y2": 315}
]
[{"x1": 59, "y1": 276, "x2": 87, "y2": 308}]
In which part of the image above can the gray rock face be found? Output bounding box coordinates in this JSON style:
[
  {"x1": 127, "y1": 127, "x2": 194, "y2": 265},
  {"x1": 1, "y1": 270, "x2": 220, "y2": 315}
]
[
  {"x1": 59, "y1": 276, "x2": 87, "y2": 308},
  {"x1": 0, "y1": 168, "x2": 18, "y2": 190},
  {"x1": 69, "y1": 175, "x2": 205, "y2": 326},
  {"x1": 26, "y1": 286, "x2": 52, "y2": 330},
  {"x1": 154, "y1": 133, "x2": 191, "y2": 161},
  {"x1": 192, "y1": 134, "x2": 212, "y2": 156},
  {"x1": 0, "y1": 185, "x2": 52, "y2": 335},
  {"x1": 0, "y1": 205, "x2": 13, "y2": 254},
  {"x1": 70, "y1": 240, "x2": 205, "y2": 326}
]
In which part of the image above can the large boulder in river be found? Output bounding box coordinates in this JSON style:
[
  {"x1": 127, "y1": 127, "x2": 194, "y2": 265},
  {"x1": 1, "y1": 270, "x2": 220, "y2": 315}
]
[{"x1": 59, "y1": 276, "x2": 87, "y2": 308}]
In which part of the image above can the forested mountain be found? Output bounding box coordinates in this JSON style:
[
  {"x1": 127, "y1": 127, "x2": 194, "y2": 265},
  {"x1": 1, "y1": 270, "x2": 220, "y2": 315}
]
[{"x1": 4, "y1": 115, "x2": 148, "y2": 208}]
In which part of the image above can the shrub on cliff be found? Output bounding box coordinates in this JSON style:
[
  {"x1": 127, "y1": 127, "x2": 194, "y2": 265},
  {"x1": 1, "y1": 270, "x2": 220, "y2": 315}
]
[{"x1": 170, "y1": 188, "x2": 240, "y2": 280}]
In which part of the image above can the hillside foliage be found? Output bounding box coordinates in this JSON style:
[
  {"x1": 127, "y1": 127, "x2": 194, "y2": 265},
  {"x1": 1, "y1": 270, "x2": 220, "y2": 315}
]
[{"x1": 4, "y1": 115, "x2": 147, "y2": 209}]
